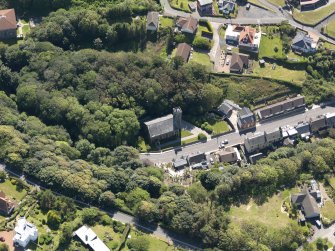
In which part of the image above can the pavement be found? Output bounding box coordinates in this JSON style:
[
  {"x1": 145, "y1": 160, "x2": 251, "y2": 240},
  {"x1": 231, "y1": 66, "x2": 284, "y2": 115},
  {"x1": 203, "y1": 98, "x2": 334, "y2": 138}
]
[{"x1": 141, "y1": 104, "x2": 335, "y2": 164}]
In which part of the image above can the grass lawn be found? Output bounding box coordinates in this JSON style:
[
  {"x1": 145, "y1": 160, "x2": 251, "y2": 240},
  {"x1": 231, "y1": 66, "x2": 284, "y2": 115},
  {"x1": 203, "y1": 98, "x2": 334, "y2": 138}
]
[
  {"x1": 293, "y1": 3, "x2": 335, "y2": 26},
  {"x1": 137, "y1": 137, "x2": 147, "y2": 152},
  {"x1": 181, "y1": 129, "x2": 192, "y2": 138},
  {"x1": 22, "y1": 25, "x2": 31, "y2": 36},
  {"x1": 229, "y1": 189, "x2": 298, "y2": 231},
  {"x1": 170, "y1": 0, "x2": 191, "y2": 12},
  {"x1": 189, "y1": 51, "x2": 213, "y2": 70},
  {"x1": 259, "y1": 35, "x2": 284, "y2": 59},
  {"x1": 219, "y1": 27, "x2": 225, "y2": 40},
  {"x1": 323, "y1": 19, "x2": 335, "y2": 39},
  {"x1": 321, "y1": 200, "x2": 335, "y2": 221},
  {"x1": 92, "y1": 224, "x2": 122, "y2": 250},
  {"x1": 0, "y1": 179, "x2": 27, "y2": 202},
  {"x1": 212, "y1": 121, "x2": 230, "y2": 135},
  {"x1": 160, "y1": 17, "x2": 174, "y2": 28},
  {"x1": 252, "y1": 62, "x2": 307, "y2": 85}
]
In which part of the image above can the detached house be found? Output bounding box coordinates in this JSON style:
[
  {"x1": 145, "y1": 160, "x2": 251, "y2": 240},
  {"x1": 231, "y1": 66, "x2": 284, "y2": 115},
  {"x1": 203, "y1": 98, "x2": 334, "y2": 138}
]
[
  {"x1": 146, "y1": 12, "x2": 159, "y2": 32},
  {"x1": 291, "y1": 188, "x2": 320, "y2": 220},
  {"x1": 176, "y1": 16, "x2": 198, "y2": 34},
  {"x1": 175, "y1": 43, "x2": 192, "y2": 62},
  {"x1": 13, "y1": 217, "x2": 38, "y2": 248},
  {"x1": 237, "y1": 107, "x2": 255, "y2": 130},
  {"x1": 197, "y1": 0, "x2": 213, "y2": 15},
  {"x1": 230, "y1": 52, "x2": 249, "y2": 74},
  {"x1": 0, "y1": 9, "x2": 17, "y2": 39},
  {"x1": 218, "y1": 0, "x2": 235, "y2": 14},
  {"x1": 291, "y1": 33, "x2": 317, "y2": 54},
  {"x1": 239, "y1": 26, "x2": 259, "y2": 53}
]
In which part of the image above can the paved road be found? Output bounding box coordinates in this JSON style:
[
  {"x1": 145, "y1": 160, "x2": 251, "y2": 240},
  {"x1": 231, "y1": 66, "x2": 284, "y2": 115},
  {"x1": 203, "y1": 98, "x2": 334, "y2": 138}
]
[
  {"x1": 2, "y1": 166, "x2": 202, "y2": 250},
  {"x1": 141, "y1": 104, "x2": 335, "y2": 163}
]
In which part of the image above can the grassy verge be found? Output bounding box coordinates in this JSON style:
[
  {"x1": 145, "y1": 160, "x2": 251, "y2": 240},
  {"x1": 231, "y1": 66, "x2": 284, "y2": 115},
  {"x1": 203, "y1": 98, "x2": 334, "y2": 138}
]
[
  {"x1": 321, "y1": 200, "x2": 335, "y2": 222},
  {"x1": 248, "y1": 0, "x2": 273, "y2": 10},
  {"x1": 323, "y1": 19, "x2": 335, "y2": 39},
  {"x1": 182, "y1": 136, "x2": 199, "y2": 144},
  {"x1": 265, "y1": 0, "x2": 285, "y2": 6},
  {"x1": 293, "y1": 3, "x2": 335, "y2": 26}
]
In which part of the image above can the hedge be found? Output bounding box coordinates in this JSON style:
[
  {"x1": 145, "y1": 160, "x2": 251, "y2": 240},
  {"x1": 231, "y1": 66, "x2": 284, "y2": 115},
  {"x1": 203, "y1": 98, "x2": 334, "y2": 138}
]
[{"x1": 118, "y1": 223, "x2": 131, "y2": 251}]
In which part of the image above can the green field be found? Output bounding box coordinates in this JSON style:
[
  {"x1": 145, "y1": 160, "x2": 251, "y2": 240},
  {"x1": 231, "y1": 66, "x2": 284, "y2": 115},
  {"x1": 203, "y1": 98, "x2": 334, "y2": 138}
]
[
  {"x1": 323, "y1": 41, "x2": 335, "y2": 50},
  {"x1": 252, "y1": 63, "x2": 306, "y2": 85},
  {"x1": 182, "y1": 136, "x2": 199, "y2": 144},
  {"x1": 0, "y1": 179, "x2": 27, "y2": 202},
  {"x1": 190, "y1": 51, "x2": 213, "y2": 70},
  {"x1": 293, "y1": 3, "x2": 335, "y2": 26},
  {"x1": 229, "y1": 189, "x2": 297, "y2": 231},
  {"x1": 323, "y1": 19, "x2": 335, "y2": 39},
  {"x1": 259, "y1": 35, "x2": 284, "y2": 59}
]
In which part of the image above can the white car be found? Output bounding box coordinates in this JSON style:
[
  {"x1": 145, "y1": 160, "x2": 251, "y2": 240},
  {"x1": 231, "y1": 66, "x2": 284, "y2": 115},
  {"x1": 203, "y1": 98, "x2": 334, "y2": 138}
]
[
  {"x1": 222, "y1": 139, "x2": 229, "y2": 144},
  {"x1": 226, "y1": 60, "x2": 230, "y2": 65},
  {"x1": 210, "y1": 158, "x2": 214, "y2": 164}
]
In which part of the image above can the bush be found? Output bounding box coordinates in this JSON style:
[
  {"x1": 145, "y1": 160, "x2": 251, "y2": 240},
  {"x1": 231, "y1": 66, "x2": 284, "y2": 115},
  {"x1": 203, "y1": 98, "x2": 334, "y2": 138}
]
[
  {"x1": 198, "y1": 133, "x2": 207, "y2": 141},
  {"x1": 113, "y1": 220, "x2": 125, "y2": 233},
  {"x1": 192, "y1": 36, "x2": 211, "y2": 50},
  {"x1": 201, "y1": 122, "x2": 213, "y2": 133},
  {"x1": 100, "y1": 214, "x2": 113, "y2": 226}
]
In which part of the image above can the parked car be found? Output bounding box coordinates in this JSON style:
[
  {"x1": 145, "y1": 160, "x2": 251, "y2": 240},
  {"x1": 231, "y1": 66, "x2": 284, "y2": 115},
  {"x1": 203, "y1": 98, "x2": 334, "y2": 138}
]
[
  {"x1": 226, "y1": 59, "x2": 230, "y2": 65},
  {"x1": 222, "y1": 139, "x2": 228, "y2": 144},
  {"x1": 246, "y1": 3, "x2": 251, "y2": 9},
  {"x1": 315, "y1": 220, "x2": 322, "y2": 228},
  {"x1": 210, "y1": 158, "x2": 214, "y2": 164}
]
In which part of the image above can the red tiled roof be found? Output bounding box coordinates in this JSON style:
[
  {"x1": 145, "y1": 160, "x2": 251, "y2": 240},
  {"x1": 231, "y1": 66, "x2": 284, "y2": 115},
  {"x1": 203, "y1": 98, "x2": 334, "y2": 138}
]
[
  {"x1": 239, "y1": 26, "x2": 256, "y2": 44},
  {"x1": 0, "y1": 9, "x2": 16, "y2": 31}
]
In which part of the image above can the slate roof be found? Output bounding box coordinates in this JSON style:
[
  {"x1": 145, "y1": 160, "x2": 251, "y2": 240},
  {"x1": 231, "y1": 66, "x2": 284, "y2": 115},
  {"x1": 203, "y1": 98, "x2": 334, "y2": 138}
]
[
  {"x1": 230, "y1": 52, "x2": 249, "y2": 72},
  {"x1": 310, "y1": 115, "x2": 326, "y2": 131},
  {"x1": 187, "y1": 152, "x2": 206, "y2": 165},
  {"x1": 173, "y1": 159, "x2": 188, "y2": 169},
  {"x1": 237, "y1": 107, "x2": 255, "y2": 127},
  {"x1": 144, "y1": 114, "x2": 175, "y2": 139},
  {"x1": 218, "y1": 101, "x2": 233, "y2": 116},
  {"x1": 222, "y1": 1, "x2": 235, "y2": 11},
  {"x1": 295, "y1": 122, "x2": 310, "y2": 135},
  {"x1": 146, "y1": 12, "x2": 159, "y2": 30},
  {"x1": 0, "y1": 9, "x2": 16, "y2": 31},
  {"x1": 291, "y1": 189, "x2": 320, "y2": 219},
  {"x1": 292, "y1": 33, "x2": 315, "y2": 51},
  {"x1": 176, "y1": 16, "x2": 198, "y2": 34},
  {"x1": 175, "y1": 43, "x2": 192, "y2": 62}
]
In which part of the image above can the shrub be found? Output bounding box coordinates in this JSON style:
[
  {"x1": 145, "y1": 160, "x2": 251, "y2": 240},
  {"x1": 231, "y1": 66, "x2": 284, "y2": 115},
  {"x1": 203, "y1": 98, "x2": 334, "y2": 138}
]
[
  {"x1": 192, "y1": 36, "x2": 211, "y2": 50},
  {"x1": 201, "y1": 122, "x2": 213, "y2": 133},
  {"x1": 113, "y1": 220, "x2": 125, "y2": 233},
  {"x1": 100, "y1": 214, "x2": 113, "y2": 226},
  {"x1": 198, "y1": 133, "x2": 207, "y2": 141}
]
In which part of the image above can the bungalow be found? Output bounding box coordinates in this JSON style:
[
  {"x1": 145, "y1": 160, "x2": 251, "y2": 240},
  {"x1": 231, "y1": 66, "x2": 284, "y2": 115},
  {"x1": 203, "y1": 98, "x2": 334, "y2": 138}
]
[
  {"x1": 237, "y1": 107, "x2": 256, "y2": 130},
  {"x1": 0, "y1": 9, "x2": 17, "y2": 40},
  {"x1": 175, "y1": 43, "x2": 192, "y2": 62},
  {"x1": 146, "y1": 12, "x2": 159, "y2": 31},
  {"x1": 197, "y1": 0, "x2": 213, "y2": 15},
  {"x1": 144, "y1": 108, "x2": 182, "y2": 143},
  {"x1": 176, "y1": 16, "x2": 198, "y2": 34},
  {"x1": 230, "y1": 52, "x2": 249, "y2": 74},
  {"x1": 291, "y1": 33, "x2": 317, "y2": 54}
]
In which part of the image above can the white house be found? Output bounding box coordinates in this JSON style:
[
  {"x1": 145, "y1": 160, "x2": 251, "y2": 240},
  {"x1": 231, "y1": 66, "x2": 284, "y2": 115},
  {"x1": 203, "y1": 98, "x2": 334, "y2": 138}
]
[
  {"x1": 74, "y1": 225, "x2": 110, "y2": 251},
  {"x1": 13, "y1": 217, "x2": 38, "y2": 248}
]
